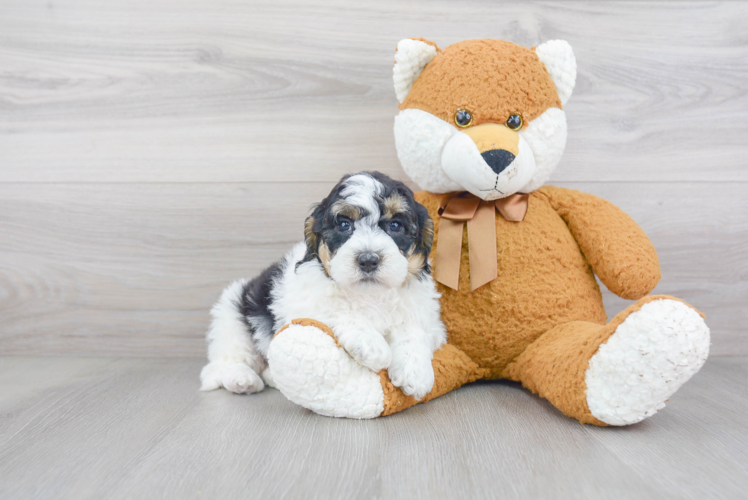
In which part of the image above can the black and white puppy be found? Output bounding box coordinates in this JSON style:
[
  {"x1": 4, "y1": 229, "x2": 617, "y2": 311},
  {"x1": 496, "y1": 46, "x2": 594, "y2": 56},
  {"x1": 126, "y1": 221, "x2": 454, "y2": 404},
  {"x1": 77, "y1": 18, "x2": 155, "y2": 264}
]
[{"x1": 200, "y1": 172, "x2": 446, "y2": 400}]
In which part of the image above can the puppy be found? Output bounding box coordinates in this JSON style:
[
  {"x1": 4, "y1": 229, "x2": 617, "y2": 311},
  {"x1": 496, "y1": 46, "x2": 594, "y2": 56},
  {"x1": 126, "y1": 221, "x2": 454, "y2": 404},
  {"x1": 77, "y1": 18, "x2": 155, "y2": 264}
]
[{"x1": 200, "y1": 171, "x2": 446, "y2": 400}]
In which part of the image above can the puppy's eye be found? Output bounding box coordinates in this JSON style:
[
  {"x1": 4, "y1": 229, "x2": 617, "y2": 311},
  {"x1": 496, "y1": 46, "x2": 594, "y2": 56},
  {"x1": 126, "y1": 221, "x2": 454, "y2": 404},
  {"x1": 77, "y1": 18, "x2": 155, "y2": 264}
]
[
  {"x1": 506, "y1": 114, "x2": 523, "y2": 131},
  {"x1": 454, "y1": 109, "x2": 473, "y2": 128},
  {"x1": 388, "y1": 221, "x2": 403, "y2": 233},
  {"x1": 337, "y1": 220, "x2": 352, "y2": 232}
]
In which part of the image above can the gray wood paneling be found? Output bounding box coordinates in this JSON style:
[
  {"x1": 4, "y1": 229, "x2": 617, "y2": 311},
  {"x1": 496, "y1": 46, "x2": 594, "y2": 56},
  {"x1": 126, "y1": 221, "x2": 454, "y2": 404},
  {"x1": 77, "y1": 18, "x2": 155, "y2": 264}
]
[
  {"x1": 0, "y1": 0, "x2": 746, "y2": 183},
  {"x1": 0, "y1": 356, "x2": 746, "y2": 499},
  {"x1": 0, "y1": 0, "x2": 745, "y2": 356},
  {"x1": 0, "y1": 182, "x2": 330, "y2": 357},
  {"x1": 0, "y1": 182, "x2": 745, "y2": 357}
]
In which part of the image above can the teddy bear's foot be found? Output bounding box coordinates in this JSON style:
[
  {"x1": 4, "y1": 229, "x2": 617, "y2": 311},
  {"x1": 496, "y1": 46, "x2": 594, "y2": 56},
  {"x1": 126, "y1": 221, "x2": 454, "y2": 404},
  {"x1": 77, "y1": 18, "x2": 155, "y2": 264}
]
[
  {"x1": 268, "y1": 319, "x2": 486, "y2": 418},
  {"x1": 585, "y1": 298, "x2": 710, "y2": 426},
  {"x1": 267, "y1": 321, "x2": 386, "y2": 419}
]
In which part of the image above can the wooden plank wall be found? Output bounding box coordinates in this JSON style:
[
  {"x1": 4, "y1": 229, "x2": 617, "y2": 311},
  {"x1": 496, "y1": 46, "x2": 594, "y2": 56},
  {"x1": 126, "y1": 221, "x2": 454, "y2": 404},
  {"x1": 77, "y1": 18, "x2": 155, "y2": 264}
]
[{"x1": 1, "y1": 0, "x2": 746, "y2": 357}]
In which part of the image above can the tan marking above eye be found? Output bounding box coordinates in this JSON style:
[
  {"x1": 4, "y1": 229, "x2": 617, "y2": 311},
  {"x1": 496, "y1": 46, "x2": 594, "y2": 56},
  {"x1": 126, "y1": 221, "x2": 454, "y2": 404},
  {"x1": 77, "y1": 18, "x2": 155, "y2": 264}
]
[
  {"x1": 382, "y1": 194, "x2": 409, "y2": 219},
  {"x1": 330, "y1": 201, "x2": 362, "y2": 220}
]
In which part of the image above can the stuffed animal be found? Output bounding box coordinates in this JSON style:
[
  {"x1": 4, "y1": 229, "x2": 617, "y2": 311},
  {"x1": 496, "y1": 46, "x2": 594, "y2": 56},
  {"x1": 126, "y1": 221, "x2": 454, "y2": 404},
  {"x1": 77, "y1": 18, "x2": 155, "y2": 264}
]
[{"x1": 266, "y1": 38, "x2": 711, "y2": 425}]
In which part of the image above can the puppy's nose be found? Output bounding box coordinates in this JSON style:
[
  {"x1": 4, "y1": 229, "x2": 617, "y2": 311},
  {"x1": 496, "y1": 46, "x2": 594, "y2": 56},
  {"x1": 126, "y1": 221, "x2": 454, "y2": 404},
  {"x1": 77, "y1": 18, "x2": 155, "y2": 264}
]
[
  {"x1": 356, "y1": 253, "x2": 380, "y2": 273},
  {"x1": 481, "y1": 149, "x2": 516, "y2": 175}
]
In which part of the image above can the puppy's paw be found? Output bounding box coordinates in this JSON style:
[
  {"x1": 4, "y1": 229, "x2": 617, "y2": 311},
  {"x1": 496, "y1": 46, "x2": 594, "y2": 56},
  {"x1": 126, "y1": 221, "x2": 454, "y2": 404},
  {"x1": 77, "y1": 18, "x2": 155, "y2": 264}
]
[
  {"x1": 388, "y1": 357, "x2": 435, "y2": 401},
  {"x1": 200, "y1": 361, "x2": 264, "y2": 394},
  {"x1": 343, "y1": 333, "x2": 392, "y2": 372}
]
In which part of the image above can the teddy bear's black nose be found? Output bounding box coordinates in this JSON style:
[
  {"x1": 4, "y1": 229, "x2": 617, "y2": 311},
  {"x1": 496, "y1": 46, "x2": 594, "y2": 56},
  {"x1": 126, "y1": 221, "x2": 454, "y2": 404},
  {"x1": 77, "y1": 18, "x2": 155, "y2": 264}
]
[
  {"x1": 357, "y1": 252, "x2": 381, "y2": 274},
  {"x1": 482, "y1": 149, "x2": 516, "y2": 175}
]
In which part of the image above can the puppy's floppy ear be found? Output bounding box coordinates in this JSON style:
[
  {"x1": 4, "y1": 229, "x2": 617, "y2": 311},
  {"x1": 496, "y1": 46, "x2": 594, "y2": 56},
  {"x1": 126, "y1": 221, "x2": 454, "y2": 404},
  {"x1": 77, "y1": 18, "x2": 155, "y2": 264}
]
[
  {"x1": 414, "y1": 202, "x2": 435, "y2": 270},
  {"x1": 301, "y1": 202, "x2": 326, "y2": 264},
  {"x1": 393, "y1": 38, "x2": 439, "y2": 103}
]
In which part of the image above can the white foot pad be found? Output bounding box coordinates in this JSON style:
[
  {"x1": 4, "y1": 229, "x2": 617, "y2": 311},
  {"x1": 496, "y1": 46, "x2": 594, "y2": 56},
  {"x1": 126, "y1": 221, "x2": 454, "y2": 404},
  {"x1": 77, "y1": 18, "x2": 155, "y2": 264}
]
[
  {"x1": 586, "y1": 299, "x2": 710, "y2": 425},
  {"x1": 267, "y1": 325, "x2": 385, "y2": 419},
  {"x1": 261, "y1": 367, "x2": 276, "y2": 389},
  {"x1": 200, "y1": 361, "x2": 265, "y2": 394}
]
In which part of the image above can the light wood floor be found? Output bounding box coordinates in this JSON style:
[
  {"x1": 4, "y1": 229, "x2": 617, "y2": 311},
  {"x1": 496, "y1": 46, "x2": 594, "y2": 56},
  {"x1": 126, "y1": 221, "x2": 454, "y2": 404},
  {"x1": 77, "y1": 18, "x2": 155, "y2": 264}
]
[{"x1": 1, "y1": 357, "x2": 746, "y2": 500}]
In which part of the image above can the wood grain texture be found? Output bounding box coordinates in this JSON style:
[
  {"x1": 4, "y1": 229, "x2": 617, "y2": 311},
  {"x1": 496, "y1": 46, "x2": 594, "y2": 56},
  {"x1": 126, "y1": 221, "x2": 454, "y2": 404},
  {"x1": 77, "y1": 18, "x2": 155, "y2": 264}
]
[
  {"x1": 0, "y1": 0, "x2": 747, "y2": 183},
  {"x1": 0, "y1": 0, "x2": 746, "y2": 357},
  {"x1": 0, "y1": 182, "x2": 745, "y2": 357},
  {"x1": 0, "y1": 356, "x2": 746, "y2": 499}
]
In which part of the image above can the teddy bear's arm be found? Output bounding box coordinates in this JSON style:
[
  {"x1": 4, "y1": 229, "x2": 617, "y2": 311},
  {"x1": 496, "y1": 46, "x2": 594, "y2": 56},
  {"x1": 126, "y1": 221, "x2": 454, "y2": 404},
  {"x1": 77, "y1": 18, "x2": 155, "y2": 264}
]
[{"x1": 538, "y1": 185, "x2": 661, "y2": 300}]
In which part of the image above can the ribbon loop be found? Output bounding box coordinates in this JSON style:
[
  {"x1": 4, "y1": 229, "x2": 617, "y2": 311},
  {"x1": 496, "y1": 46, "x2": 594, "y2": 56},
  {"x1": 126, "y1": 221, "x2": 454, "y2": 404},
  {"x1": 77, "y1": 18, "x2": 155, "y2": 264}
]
[
  {"x1": 439, "y1": 193, "x2": 481, "y2": 222},
  {"x1": 495, "y1": 194, "x2": 529, "y2": 222}
]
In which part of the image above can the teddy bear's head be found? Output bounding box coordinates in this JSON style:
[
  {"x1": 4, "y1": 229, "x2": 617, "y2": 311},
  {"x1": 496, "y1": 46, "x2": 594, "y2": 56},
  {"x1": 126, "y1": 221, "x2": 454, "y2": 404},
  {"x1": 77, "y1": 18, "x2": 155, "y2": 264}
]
[{"x1": 393, "y1": 38, "x2": 576, "y2": 200}]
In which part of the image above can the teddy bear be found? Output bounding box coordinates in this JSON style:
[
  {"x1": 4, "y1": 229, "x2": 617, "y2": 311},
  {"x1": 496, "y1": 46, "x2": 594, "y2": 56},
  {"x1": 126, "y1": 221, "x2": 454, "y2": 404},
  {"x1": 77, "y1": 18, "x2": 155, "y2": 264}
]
[{"x1": 265, "y1": 38, "x2": 711, "y2": 426}]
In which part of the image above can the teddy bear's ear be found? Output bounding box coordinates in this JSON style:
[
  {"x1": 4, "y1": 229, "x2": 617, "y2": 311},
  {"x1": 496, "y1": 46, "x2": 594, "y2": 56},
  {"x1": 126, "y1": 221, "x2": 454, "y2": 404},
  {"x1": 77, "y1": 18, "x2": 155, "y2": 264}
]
[
  {"x1": 535, "y1": 40, "x2": 577, "y2": 106},
  {"x1": 393, "y1": 38, "x2": 439, "y2": 103}
]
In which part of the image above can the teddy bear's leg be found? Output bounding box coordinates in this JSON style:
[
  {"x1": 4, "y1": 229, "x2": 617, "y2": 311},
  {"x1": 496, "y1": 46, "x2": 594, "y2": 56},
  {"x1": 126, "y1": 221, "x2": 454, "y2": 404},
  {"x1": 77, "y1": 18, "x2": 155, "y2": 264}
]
[
  {"x1": 268, "y1": 319, "x2": 486, "y2": 418},
  {"x1": 502, "y1": 295, "x2": 710, "y2": 426}
]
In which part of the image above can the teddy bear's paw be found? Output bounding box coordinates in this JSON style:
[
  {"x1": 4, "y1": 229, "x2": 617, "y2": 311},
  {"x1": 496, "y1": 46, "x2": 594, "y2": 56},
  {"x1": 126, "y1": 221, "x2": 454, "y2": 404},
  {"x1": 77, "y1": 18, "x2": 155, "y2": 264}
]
[
  {"x1": 388, "y1": 355, "x2": 435, "y2": 401},
  {"x1": 200, "y1": 361, "x2": 265, "y2": 394},
  {"x1": 267, "y1": 324, "x2": 385, "y2": 419},
  {"x1": 585, "y1": 299, "x2": 710, "y2": 426}
]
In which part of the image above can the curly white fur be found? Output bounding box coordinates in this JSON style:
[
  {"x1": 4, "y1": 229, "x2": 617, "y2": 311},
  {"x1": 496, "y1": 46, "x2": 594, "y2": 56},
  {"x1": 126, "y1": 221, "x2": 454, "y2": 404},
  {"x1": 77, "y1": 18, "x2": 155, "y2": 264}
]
[
  {"x1": 201, "y1": 173, "x2": 446, "y2": 402},
  {"x1": 271, "y1": 243, "x2": 446, "y2": 400},
  {"x1": 200, "y1": 280, "x2": 267, "y2": 394},
  {"x1": 203, "y1": 242, "x2": 446, "y2": 401}
]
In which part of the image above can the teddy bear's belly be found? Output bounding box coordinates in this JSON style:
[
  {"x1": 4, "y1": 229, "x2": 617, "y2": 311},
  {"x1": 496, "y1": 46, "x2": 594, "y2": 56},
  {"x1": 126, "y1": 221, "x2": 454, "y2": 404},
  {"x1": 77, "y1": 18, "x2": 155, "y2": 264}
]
[{"x1": 429, "y1": 195, "x2": 607, "y2": 379}]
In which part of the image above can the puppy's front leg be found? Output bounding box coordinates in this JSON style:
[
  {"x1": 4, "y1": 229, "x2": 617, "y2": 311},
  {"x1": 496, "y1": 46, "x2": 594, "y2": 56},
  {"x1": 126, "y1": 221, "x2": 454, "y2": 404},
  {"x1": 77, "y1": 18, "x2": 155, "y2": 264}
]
[
  {"x1": 387, "y1": 329, "x2": 435, "y2": 401},
  {"x1": 334, "y1": 322, "x2": 392, "y2": 373}
]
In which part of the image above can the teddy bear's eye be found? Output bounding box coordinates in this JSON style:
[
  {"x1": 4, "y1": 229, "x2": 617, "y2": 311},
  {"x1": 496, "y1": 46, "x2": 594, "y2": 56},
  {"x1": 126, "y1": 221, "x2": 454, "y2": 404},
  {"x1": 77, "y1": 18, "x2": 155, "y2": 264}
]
[
  {"x1": 454, "y1": 109, "x2": 473, "y2": 128},
  {"x1": 506, "y1": 114, "x2": 523, "y2": 131}
]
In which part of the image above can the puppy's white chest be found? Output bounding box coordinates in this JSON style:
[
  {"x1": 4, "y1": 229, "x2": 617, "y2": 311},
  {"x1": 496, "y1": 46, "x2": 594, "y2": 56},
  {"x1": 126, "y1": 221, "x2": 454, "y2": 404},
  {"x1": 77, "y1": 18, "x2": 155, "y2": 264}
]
[{"x1": 328, "y1": 290, "x2": 405, "y2": 334}]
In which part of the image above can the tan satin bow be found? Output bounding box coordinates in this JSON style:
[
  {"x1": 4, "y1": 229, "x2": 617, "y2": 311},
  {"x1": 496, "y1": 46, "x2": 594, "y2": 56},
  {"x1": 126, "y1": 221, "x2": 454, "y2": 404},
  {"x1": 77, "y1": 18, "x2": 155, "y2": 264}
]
[{"x1": 433, "y1": 192, "x2": 529, "y2": 292}]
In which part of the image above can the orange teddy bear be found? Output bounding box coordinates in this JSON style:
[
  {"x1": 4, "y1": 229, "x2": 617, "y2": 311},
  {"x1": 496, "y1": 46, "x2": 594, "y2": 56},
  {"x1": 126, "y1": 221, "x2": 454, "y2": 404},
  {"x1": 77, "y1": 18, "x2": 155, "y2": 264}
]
[{"x1": 267, "y1": 38, "x2": 711, "y2": 426}]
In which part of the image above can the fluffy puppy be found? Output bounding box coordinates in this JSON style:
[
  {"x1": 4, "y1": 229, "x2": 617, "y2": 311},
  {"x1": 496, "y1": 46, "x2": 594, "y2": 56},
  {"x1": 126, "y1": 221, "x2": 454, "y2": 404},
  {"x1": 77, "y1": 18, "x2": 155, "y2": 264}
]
[{"x1": 200, "y1": 171, "x2": 446, "y2": 400}]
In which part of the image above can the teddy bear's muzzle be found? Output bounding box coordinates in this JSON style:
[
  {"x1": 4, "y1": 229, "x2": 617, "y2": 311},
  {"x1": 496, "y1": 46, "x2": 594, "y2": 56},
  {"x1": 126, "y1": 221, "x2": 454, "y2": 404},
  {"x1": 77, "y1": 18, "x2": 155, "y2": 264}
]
[
  {"x1": 441, "y1": 123, "x2": 537, "y2": 201},
  {"x1": 464, "y1": 124, "x2": 518, "y2": 175}
]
